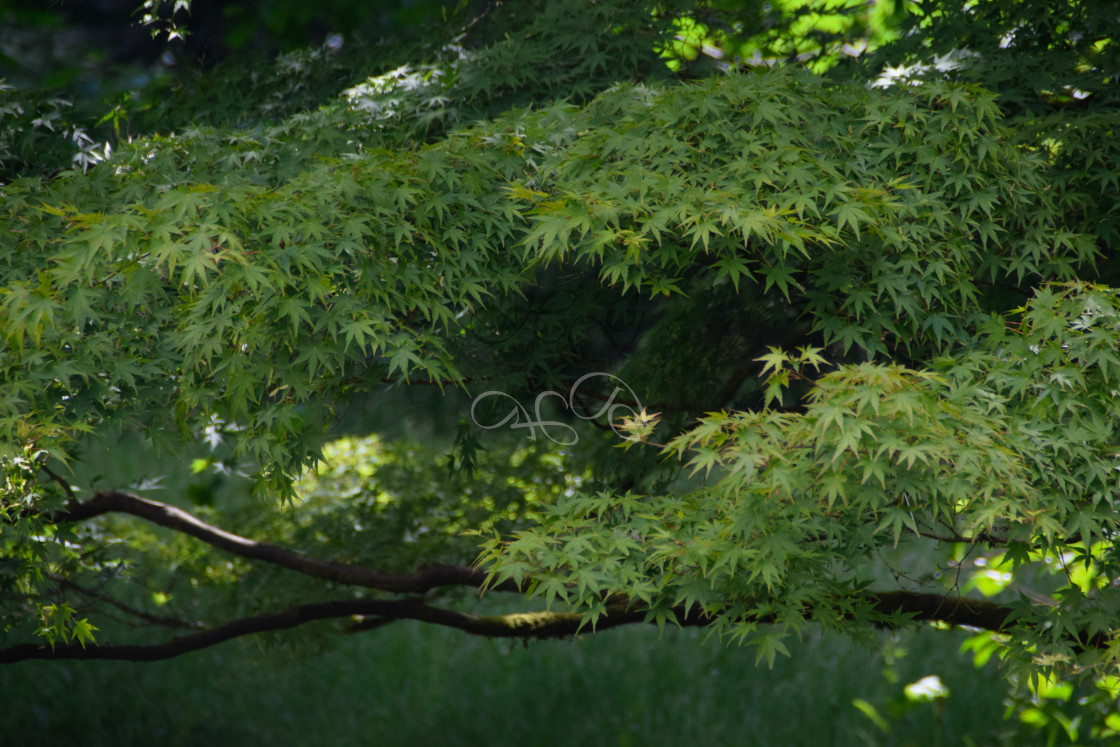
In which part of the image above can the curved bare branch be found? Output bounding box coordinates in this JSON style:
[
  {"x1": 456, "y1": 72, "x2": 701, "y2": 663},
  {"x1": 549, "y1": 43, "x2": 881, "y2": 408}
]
[
  {"x1": 0, "y1": 590, "x2": 1047, "y2": 664},
  {"x1": 0, "y1": 598, "x2": 669, "y2": 663},
  {"x1": 19, "y1": 491, "x2": 1096, "y2": 666},
  {"x1": 51, "y1": 491, "x2": 521, "y2": 594}
]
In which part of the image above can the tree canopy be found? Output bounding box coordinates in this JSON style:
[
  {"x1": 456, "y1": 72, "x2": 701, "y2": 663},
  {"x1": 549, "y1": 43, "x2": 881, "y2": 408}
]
[{"x1": 3, "y1": 0, "x2": 1120, "y2": 738}]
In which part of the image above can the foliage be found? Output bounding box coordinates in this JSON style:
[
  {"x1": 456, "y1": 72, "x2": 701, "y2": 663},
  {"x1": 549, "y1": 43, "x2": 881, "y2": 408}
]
[
  {"x1": 853, "y1": 0, "x2": 1120, "y2": 253},
  {"x1": 0, "y1": 81, "x2": 115, "y2": 179},
  {"x1": 3, "y1": 0, "x2": 1120, "y2": 741},
  {"x1": 484, "y1": 285, "x2": 1120, "y2": 657}
]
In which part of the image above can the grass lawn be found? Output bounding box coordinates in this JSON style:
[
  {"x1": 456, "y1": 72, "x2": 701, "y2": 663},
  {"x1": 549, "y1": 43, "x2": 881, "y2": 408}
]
[{"x1": 1, "y1": 619, "x2": 1029, "y2": 746}]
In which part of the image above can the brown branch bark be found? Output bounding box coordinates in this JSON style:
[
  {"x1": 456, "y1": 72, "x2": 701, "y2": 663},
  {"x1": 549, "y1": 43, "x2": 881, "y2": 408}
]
[
  {"x1": 51, "y1": 491, "x2": 521, "y2": 594},
  {"x1": 0, "y1": 599, "x2": 668, "y2": 663},
  {"x1": 0, "y1": 590, "x2": 1040, "y2": 664},
  {"x1": 21, "y1": 491, "x2": 1100, "y2": 666}
]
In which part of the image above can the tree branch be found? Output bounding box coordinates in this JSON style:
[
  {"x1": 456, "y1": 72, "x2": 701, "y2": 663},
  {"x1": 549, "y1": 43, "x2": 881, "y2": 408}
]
[
  {"x1": 22, "y1": 492, "x2": 1101, "y2": 666},
  {"x1": 0, "y1": 598, "x2": 683, "y2": 663},
  {"x1": 51, "y1": 575, "x2": 204, "y2": 630},
  {"x1": 51, "y1": 491, "x2": 522, "y2": 594},
  {"x1": 0, "y1": 589, "x2": 1066, "y2": 664}
]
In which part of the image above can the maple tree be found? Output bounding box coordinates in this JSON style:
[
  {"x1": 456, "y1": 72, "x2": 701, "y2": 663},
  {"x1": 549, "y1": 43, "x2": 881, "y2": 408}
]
[{"x1": 2, "y1": 0, "x2": 1120, "y2": 737}]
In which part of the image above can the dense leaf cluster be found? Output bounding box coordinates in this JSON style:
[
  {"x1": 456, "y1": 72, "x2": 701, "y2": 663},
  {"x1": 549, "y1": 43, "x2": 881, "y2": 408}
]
[{"x1": 484, "y1": 285, "x2": 1120, "y2": 654}]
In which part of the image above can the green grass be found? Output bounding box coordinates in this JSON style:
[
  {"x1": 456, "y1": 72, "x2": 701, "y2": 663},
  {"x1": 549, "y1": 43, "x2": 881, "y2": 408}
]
[{"x1": 1, "y1": 621, "x2": 1030, "y2": 746}]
